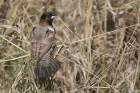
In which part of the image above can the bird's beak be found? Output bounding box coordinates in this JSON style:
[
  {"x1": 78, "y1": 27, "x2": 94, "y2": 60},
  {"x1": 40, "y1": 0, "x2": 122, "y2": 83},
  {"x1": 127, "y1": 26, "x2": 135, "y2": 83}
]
[
  {"x1": 51, "y1": 13, "x2": 57, "y2": 19},
  {"x1": 51, "y1": 16, "x2": 56, "y2": 19}
]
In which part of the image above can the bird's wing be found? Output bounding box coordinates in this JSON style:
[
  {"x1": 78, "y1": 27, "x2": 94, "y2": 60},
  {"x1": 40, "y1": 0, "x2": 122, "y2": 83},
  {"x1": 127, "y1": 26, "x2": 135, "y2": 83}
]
[
  {"x1": 30, "y1": 26, "x2": 54, "y2": 59},
  {"x1": 37, "y1": 36, "x2": 53, "y2": 59},
  {"x1": 30, "y1": 27, "x2": 37, "y2": 58}
]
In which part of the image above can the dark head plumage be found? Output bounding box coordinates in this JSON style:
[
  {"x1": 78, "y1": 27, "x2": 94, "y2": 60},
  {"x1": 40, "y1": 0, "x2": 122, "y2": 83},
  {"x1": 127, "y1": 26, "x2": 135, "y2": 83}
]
[{"x1": 40, "y1": 12, "x2": 56, "y2": 26}]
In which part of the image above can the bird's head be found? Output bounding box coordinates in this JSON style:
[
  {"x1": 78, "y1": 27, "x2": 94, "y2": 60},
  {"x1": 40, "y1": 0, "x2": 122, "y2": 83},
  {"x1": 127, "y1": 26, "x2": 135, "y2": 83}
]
[{"x1": 40, "y1": 12, "x2": 56, "y2": 26}]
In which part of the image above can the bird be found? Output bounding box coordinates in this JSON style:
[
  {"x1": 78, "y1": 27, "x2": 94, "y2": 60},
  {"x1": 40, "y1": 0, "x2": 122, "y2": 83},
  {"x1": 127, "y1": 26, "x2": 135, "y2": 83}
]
[{"x1": 30, "y1": 12, "x2": 61, "y2": 78}]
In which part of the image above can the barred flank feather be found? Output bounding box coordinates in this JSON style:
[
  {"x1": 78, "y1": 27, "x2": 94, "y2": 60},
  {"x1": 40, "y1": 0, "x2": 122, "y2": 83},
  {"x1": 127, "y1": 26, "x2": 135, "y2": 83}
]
[{"x1": 35, "y1": 55, "x2": 61, "y2": 78}]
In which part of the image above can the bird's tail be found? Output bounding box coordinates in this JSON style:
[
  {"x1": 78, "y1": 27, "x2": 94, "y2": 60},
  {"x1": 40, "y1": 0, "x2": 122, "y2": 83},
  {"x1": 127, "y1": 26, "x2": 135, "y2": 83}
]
[{"x1": 35, "y1": 55, "x2": 61, "y2": 78}]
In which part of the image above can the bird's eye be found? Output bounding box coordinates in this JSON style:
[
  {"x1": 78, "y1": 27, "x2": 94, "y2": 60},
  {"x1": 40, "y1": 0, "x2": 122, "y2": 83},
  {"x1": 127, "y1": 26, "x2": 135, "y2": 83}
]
[{"x1": 46, "y1": 30, "x2": 49, "y2": 36}]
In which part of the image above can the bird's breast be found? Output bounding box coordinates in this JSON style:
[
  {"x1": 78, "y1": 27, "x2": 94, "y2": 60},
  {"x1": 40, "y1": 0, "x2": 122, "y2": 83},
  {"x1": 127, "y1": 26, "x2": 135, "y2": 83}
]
[{"x1": 34, "y1": 30, "x2": 44, "y2": 38}]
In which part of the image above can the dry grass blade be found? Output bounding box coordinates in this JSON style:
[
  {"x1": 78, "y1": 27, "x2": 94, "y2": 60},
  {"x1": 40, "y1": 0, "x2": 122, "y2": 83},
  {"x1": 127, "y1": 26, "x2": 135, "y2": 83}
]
[
  {"x1": 0, "y1": 54, "x2": 30, "y2": 63},
  {"x1": 9, "y1": 65, "x2": 25, "y2": 93},
  {"x1": 0, "y1": 35, "x2": 28, "y2": 53}
]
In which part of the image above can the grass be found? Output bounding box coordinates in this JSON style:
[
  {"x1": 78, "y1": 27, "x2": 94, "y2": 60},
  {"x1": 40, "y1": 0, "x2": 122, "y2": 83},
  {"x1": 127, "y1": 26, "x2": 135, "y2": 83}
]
[{"x1": 0, "y1": 0, "x2": 140, "y2": 93}]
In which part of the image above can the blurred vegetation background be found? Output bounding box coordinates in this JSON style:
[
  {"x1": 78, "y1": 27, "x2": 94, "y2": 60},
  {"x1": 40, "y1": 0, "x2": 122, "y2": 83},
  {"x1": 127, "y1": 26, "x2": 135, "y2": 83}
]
[{"x1": 0, "y1": 0, "x2": 140, "y2": 93}]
